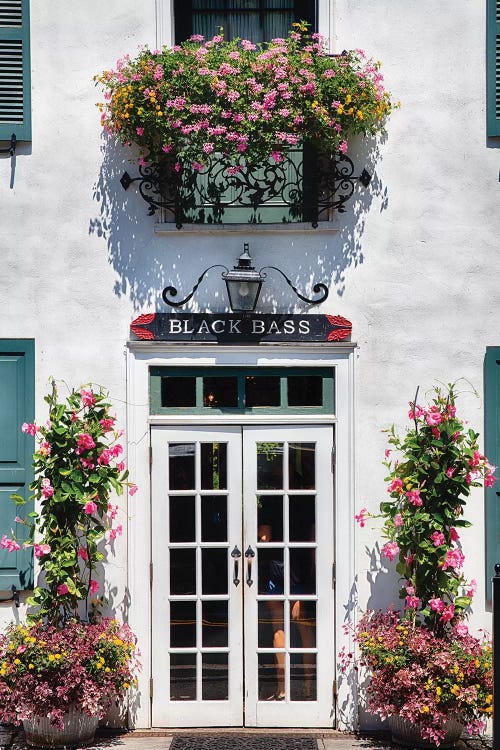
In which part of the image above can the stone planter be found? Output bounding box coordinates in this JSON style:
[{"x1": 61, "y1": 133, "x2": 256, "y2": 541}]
[
  {"x1": 389, "y1": 715, "x2": 464, "y2": 748},
  {"x1": 23, "y1": 706, "x2": 98, "y2": 748}
]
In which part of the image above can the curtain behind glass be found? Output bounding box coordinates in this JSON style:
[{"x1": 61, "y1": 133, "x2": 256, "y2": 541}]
[{"x1": 191, "y1": 0, "x2": 295, "y2": 42}]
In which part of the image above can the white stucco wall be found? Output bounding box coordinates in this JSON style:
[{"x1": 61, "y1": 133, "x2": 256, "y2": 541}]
[{"x1": 0, "y1": 0, "x2": 499, "y2": 729}]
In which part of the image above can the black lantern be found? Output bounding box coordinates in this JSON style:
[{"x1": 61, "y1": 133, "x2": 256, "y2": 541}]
[
  {"x1": 221, "y1": 245, "x2": 265, "y2": 312},
  {"x1": 162, "y1": 244, "x2": 329, "y2": 312}
]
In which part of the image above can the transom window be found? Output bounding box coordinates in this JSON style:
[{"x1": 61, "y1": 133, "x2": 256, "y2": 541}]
[{"x1": 149, "y1": 367, "x2": 334, "y2": 414}]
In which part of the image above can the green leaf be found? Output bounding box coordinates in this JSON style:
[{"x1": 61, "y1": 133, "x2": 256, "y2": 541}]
[{"x1": 10, "y1": 493, "x2": 26, "y2": 505}]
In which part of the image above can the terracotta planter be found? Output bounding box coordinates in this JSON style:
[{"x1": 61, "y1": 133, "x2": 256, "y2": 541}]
[
  {"x1": 389, "y1": 715, "x2": 464, "y2": 748},
  {"x1": 23, "y1": 706, "x2": 98, "y2": 748}
]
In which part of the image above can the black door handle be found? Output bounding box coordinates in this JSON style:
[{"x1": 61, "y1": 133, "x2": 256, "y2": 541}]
[
  {"x1": 245, "y1": 545, "x2": 255, "y2": 586},
  {"x1": 231, "y1": 545, "x2": 241, "y2": 586}
]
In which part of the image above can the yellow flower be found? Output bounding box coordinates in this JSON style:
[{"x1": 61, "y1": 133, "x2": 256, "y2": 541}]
[
  {"x1": 357, "y1": 110, "x2": 364, "y2": 120},
  {"x1": 337, "y1": 105, "x2": 343, "y2": 115},
  {"x1": 420, "y1": 705, "x2": 430, "y2": 714},
  {"x1": 13, "y1": 658, "x2": 20, "y2": 665},
  {"x1": 486, "y1": 694, "x2": 493, "y2": 704},
  {"x1": 28, "y1": 663, "x2": 34, "y2": 669},
  {"x1": 450, "y1": 684, "x2": 460, "y2": 696},
  {"x1": 435, "y1": 687, "x2": 442, "y2": 696}
]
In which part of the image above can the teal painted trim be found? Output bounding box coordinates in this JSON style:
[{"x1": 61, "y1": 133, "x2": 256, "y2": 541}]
[
  {"x1": 0, "y1": 0, "x2": 31, "y2": 142},
  {"x1": 487, "y1": 0, "x2": 500, "y2": 137},
  {"x1": 0, "y1": 339, "x2": 34, "y2": 590},
  {"x1": 150, "y1": 366, "x2": 335, "y2": 415},
  {"x1": 485, "y1": 347, "x2": 500, "y2": 601}
]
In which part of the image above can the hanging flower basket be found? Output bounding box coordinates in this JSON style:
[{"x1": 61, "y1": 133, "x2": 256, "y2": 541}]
[{"x1": 96, "y1": 23, "x2": 398, "y2": 171}]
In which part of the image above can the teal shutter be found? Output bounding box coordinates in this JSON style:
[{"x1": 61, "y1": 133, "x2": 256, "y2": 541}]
[
  {"x1": 485, "y1": 347, "x2": 500, "y2": 600},
  {"x1": 0, "y1": 340, "x2": 34, "y2": 590},
  {"x1": 0, "y1": 0, "x2": 31, "y2": 141},
  {"x1": 487, "y1": 0, "x2": 500, "y2": 136}
]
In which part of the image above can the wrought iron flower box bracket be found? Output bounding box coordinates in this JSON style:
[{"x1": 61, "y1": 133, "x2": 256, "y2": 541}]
[{"x1": 120, "y1": 145, "x2": 371, "y2": 228}]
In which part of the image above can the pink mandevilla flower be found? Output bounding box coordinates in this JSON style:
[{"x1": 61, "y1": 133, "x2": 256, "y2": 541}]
[
  {"x1": 381, "y1": 541, "x2": 399, "y2": 562},
  {"x1": 80, "y1": 389, "x2": 96, "y2": 407},
  {"x1": 57, "y1": 583, "x2": 69, "y2": 595},
  {"x1": 354, "y1": 508, "x2": 368, "y2": 527},
  {"x1": 430, "y1": 531, "x2": 445, "y2": 547},
  {"x1": 394, "y1": 513, "x2": 403, "y2": 527},
  {"x1": 406, "y1": 489, "x2": 423, "y2": 507},
  {"x1": 89, "y1": 579, "x2": 100, "y2": 594},
  {"x1": 84, "y1": 500, "x2": 98, "y2": 515}
]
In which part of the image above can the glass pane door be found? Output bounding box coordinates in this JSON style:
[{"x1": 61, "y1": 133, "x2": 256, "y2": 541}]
[
  {"x1": 243, "y1": 425, "x2": 335, "y2": 727},
  {"x1": 151, "y1": 427, "x2": 243, "y2": 727}
]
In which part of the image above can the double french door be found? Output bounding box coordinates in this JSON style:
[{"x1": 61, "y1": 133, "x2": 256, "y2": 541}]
[{"x1": 151, "y1": 425, "x2": 335, "y2": 727}]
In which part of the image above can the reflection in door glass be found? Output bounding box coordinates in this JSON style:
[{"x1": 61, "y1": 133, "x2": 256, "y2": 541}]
[
  {"x1": 169, "y1": 496, "x2": 195, "y2": 542},
  {"x1": 257, "y1": 547, "x2": 284, "y2": 595},
  {"x1": 170, "y1": 549, "x2": 196, "y2": 595},
  {"x1": 290, "y1": 548, "x2": 316, "y2": 595},
  {"x1": 202, "y1": 601, "x2": 228, "y2": 647},
  {"x1": 290, "y1": 653, "x2": 317, "y2": 701},
  {"x1": 201, "y1": 495, "x2": 227, "y2": 542},
  {"x1": 202, "y1": 654, "x2": 229, "y2": 700},
  {"x1": 290, "y1": 601, "x2": 316, "y2": 648},
  {"x1": 170, "y1": 653, "x2": 196, "y2": 700},
  {"x1": 169, "y1": 443, "x2": 195, "y2": 489},
  {"x1": 201, "y1": 443, "x2": 227, "y2": 489},
  {"x1": 289, "y1": 443, "x2": 315, "y2": 489},
  {"x1": 257, "y1": 495, "x2": 283, "y2": 542},
  {"x1": 289, "y1": 495, "x2": 315, "y2": 542},
  {"x1": 257, "y1": 442, "x2": 283, "y2": 489},
  {"x1": 201, "y1": 548, "x2": 228, "y2": 594},
  {"x1": 170, "y1": 601, "x2": 196, "y2": 647},
  {"x1": 258, "y1": 653, "x2": 283, "y2": 702},
  {"x1": 258, "y1": 600, "x2": 284, "y2": 648}
]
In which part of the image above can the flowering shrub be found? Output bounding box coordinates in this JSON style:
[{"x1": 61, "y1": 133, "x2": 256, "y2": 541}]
[
  {"x1": 5, "y1": 382, "x2": 137, "y2": 623},
  {"x1": 0, "y1": 618, "x2": 139, "y2": 729},
  {"x1": 356, "y1": 384, "x2": 495, "y2": 629},
  {"x1": 339, "y1": 611, "x2": 492, "y2": 745},
  {"x1": 96, "y1": 23, "x2": 397, "y2": 170}
]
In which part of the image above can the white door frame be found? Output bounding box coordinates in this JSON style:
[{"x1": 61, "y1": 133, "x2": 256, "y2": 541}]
[{"x1": 126, "y1": 342, "x2": 357, "y2": 729}]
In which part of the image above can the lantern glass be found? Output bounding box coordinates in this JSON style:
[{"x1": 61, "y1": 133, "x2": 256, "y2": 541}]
[{"x1": 225, "y1": 278, "x2": 263, "y2": 312}]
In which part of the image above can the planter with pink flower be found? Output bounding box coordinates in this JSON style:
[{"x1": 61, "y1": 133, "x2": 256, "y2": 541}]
[
  {"x1": 341, "y1": 384, "x2": 494, "y2": 746},
  {"x1": 0, "y1": 382, "x2": 140, "y2": 747}
]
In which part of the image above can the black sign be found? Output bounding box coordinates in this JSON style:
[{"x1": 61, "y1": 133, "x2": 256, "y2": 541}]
[{"x1": 131, "y1": 313, "x2": 352, "y2": 343}]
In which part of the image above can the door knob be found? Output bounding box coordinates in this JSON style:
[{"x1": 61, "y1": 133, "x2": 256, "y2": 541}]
[
  {"x1": 245, "y1": 545, "x2": 255, "y2": 586},
  {"x1": 231, "y1": 545, "x2": 241, "y2": 587}
]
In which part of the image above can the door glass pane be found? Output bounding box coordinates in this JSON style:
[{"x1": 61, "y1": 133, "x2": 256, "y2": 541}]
[
  {"x1": 203, "y1": 377, "x2": 238, "y2": 408},
  {"x1": 201, "y1": 495, "x2": 227, "y2": 542},
  {"x1": 201, "y1": 548, "x2": 228, "y2": 594},
  {"x1": 258, "y1": 652, "x2": 284, "y2": 702},
  {"x1": 202, "y1": 601, "x2": 228, "y2": 647},
  {"x1": 169, "y1": 496, "x2": 195, "y2": 542},
  {"x1": 202, "y1": 653, "x2": 229, "y2": 700},
  {"x1": 170, "y1": 549, "x2": 197, "y2": 595},
  {"x1": 288, "y1": 376, "x2": 323, "y2": 407},
  {"x1": 201, "y1": 442, "x2": 227, "y2": 489},
  {"x1": 289, "y1": 442, "x2": 315, "y2": 489},
  {"x1": 170, "y1": 601, "x2": 197, "y2": 647},
  {"x1": 290, "y1": 653, "x2": 316, "y2": 702},
  {"x1": 289, "y1": 495, "x2": 315, "y2": 542},
  {"x1": 257, "y1": 495, "x2": 283, "y2": 542},
  {"x1": 170, "y1": 653, "x2": 197, "y2": 701},
  {"x1": 290, "y1": 601, "x2": 316, "y2": 648},
  {"x1": 257, "y1": 442, "x2": 283, "y2": 489},
  {"x1": 258, "y1": 600, "x2": 284, "y2": 648},
  {"x1": 290, "y1": 548, "x2": 315, "y2": 595},
  {"x1": 245, "y1": 376, "x2": 280, "y2": 407},
  {"x1": 169, "y1": 443, "x2": 195, "y2": 489},
  {"x1": 258, "y1": 547, "x2": 284, "y2": 595},
  {"x1": 161, "y1": 377, "x2": 196, "y2": 407}
]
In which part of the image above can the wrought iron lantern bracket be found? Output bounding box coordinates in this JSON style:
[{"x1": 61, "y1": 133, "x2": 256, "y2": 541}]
[{"x1": 0, "y1": 133, "x2": 17, "y2": 157}]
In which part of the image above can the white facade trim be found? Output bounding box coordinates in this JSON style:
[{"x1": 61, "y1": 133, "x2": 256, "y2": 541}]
[{"x1": 126, "y1": 342, "x2": 356, "y2": 728}]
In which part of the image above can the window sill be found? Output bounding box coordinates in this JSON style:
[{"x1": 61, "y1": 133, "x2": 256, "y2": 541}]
[{"x1": 154, "y1": 220, "x2": 341, "y2": 235}]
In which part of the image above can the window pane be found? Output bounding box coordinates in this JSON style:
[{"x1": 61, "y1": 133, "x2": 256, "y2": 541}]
[
  {"x1": 201, "y1": 495, "x2": 227, "y2": 542},
  {"x1": 203, "y1": 377, "x2": 238, "y2": 408},
  {"x1": 170, "y1": 549, "x2": 197, "y2": 595},
  {"x1": 169, "y1": 443, "x2": 195, "y2": 489},
  {"x1": 290, "y1": 653, "x2": 316, "y2": 701},
  {"x1": 257, "y1": 495, "x2": 283, "y2": 542},
  {"x1": 170, "y1": 601, "x2": 197, "y2": 647},
  {"x1": 202, "y1": 548, "x2": 228, "y2": 594},
  {"x1": 170, "y1": 653, "x2": 197, "y2": 701},
  {"x1": 201, "y1": 442, "x2": 227, "y2": 489},
  {"x1": 202, "y1": 601, "x2": 228, "y2": 647},
  {"x1": 202, "y1": 653, "x2": 229, "y2": 700},
  {"x1": 289, "y1": 442, "x2": 315, "y2": 489},
  {"x1": 258, "y1": 547, "x2": 284, "y2": 595},
  {"x1": 288, "y1": 376, "x2": 322, "y2": 407},
  {"x1": 169, "y1": 496, "x2": 196, "y2": 542},
  {"x1": 161, "y1": 377, "x2": 196, "y2": 407},
  {"x1": 289, "y1": 495, "x2": 315, "y2": 542},
  {"x1": 257, "y1": 442, "x2": 283, "y2": 489},
  {"x1": 290, "y1": 548, "x2": 315, "y2": 595},
  {"x1": 245, "y1": 376, "x2": 280, "y2": 407}
]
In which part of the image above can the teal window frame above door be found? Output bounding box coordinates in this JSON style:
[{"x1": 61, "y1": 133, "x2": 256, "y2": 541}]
[
  {"x1": 0, "y1": 0, "x2": 31, "y2": 142},
  {"x1": 0, "y1": 339, "x2": 34, "y2": 591},
  {"x1": 487, "y1": 0, "x2": 500, "y2": 137}
]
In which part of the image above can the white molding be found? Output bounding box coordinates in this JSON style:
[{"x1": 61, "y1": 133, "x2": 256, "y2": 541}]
[
  {"x1": 127, "y1": 345, "x2": 356, "y2": 729},
  {"x1": 154, "y1": 222, "x2": 341, "y2": 235}
]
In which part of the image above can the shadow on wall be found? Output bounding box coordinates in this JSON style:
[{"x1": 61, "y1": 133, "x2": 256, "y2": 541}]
[{"x1": 89, "y1": 134, "x2": 389, "y2": 311}]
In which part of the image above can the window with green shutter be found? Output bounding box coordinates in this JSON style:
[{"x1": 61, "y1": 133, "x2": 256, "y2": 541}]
[
  {"x1": 487, "y1": 0, "x2": 500, "y2": 137},
  {"x1": 0, "y1": 0, "x2": 31, "y2": 142},
  {"x1": 0, "y1": 340, "x2": 34, "y2": 590}
]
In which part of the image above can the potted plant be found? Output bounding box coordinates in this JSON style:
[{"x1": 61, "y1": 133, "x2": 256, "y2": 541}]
[
  {"x1": 0, "y1": 382, "x2": 140, "y2": 747},
  {"x1": 341, "y1": 384, "x2": 494, "y2": 746},
  {"x1": 95, "y1": 23, "x2": 398, "y2": 171}
]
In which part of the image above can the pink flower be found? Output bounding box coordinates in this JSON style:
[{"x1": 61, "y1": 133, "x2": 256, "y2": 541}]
[
  {"x1": 384, "y1": 449, "x2": 391, "y2": 458},
  {"x1": 78, "y1": 547, "x2": 89, "y2": 561},
  {"x1": 136, "y1": 126, "x2": 144, "y2": 136},
  {"x1": 430, "y1": 531, "x2": 445, "y2": 547},
  {"x1": 440, "y1": 604, "x2": 455, "y2": 623},
  {"x1": 108, "y1": 503, "x2": 118, "y2": 520},
  {"x1": 381, "y1": 541, "x2": 399, "y2": 562},
  {"x1": 446, "y1": 467, "x2": 455, "y2": 477},
  {"x1": 89, "y1": 579, "x2": 99, "y2": 594},
  {"x1": 34, "y1": 543, "x2": 51, "y2": 558},
  {"x1": 449, "y1": 527, "x2": 460, "y2": 542},
  {"x1": 339, "y1": 140, "x2": 348, "y2": 154},
  {"x1": 355, "y1": 508, "x2": 368, "y2": 527},
  {"x1": 270, "y1": 151, "x2": 284, "y2": 164},
  {"x1": 97, "y1": 448, "x2": 112, "y2": 466},
  {"x1": 1, "y1": 535, "x2": 20, "y2": 552},
  {"x1": 406, "y1": 489, "x2": 423, "y2": 507},
  {"x1": 405, "y1": 595, "x2": 420, "y2": 609},
  {"x1": 84, "y1": 500, "x2": 98, "y2": 515},
  {"x1": 432, "y1": 427, "x2": 441, "y2": 439},
  {"x1": 80, "y1": 457, "x2": 95, "y2": 470},
  {"x1": 455, "y1": 623, "x2": 469, "y2": 636},
  {"x1": 466, "y1": 579, "x2": 477, "y2": 598},
  {"x1": 109, "y1": 524, "x2": 123, "y2": 541},
  {"x1": 162, "y1": 144, "x2": 172, "y2": 153},
  {"x1": 404, "y1": 552, "x2": 415, "y2": 566},
  {"x1": 99, "y1": 417, "x2": 115, "y2": 432},
  {"x1": 387, "y1": 478, "x2": 403, "y2": 494},
  {"x1": 129, "y1": 484, "x2": 138, "y2": 496},
  {"x1": 77, "y1": 433, "x2": 96, "y2": 451},
  {"x1": 21, "y1": 422, "x2": 38, "y2": 435},
  {"x1": 426, "y1": 410, "x2": 442, "y2": 426},
  {"x1": 80, "y1": 389, "x2": 96, "y2": 407},
  {"x1": 442, "y1": 547, "x2": 465, "y2": 571},
  {"x1": 394, "y1": 513, "x2": 403, "y2": 527},
  {"x1": 429, "y1": 598, "x2": 445, "y2": 613},
  {"x1": 452, "y1": 430, "x2": 461, "y2": 441},
  {"x1": 57, "y1": 583, "x2": 69, "y2": 595},
  {"x1": 485, "y1": 473, "x2": 497, "y2": 487},
  {"x1": 41, "y1": 478, "x2": 54, "y2": 498},
  {"x1": 38, "y1": 440, "x2": 51, "y2": 456}
]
